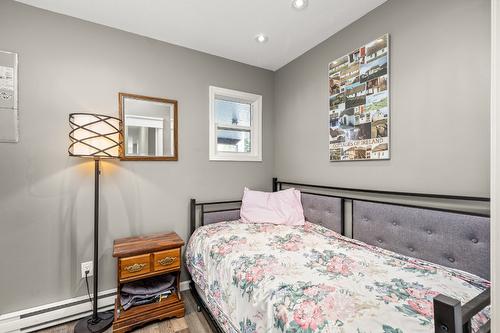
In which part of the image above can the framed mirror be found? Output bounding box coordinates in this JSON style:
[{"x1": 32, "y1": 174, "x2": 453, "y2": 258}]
[{"x1": 119, "y1": 92, "x2": 178, "y2": 161}]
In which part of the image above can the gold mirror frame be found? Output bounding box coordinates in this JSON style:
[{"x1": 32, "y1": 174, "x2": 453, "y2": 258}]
[{"x1": 118, "y1": 92, "x2": 178, "y2": 161}]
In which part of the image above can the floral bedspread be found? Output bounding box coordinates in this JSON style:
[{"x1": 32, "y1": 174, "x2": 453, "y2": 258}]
[{"x1": 185, "y1": 221, "x2": 490, "y2": 333}]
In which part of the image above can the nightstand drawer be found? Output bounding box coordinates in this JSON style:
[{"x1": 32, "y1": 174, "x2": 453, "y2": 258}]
[
  {"x1": 120, "y1": 254, "x2": 151, "y2": 279},
  {"x1": 153, "y1": 248, "x2": 180, "y2": 272}
]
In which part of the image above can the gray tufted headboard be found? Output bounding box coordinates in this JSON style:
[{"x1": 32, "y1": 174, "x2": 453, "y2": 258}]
[
  {"x1": 204, "y1": 209, "x2": 240, "y2": 225},
  {"x1": 301, "y1": 193, "x2": 343, "y2": 234},
  {"x1": 199, "y1": 193, "x2": 343, "y2": 235},
  {"x1": 191, "y1": 185, "x2": 489, "y2": 279},
  {"x1": 352, "y1": 200, "x2": 490, "y2": 280}
]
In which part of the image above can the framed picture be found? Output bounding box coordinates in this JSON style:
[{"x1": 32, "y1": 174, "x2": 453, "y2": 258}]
[
  {"x1": 0, "y1": 50, "x2": 19, "y2": 143},
  {"x1": 329, "y1": 34, "x2": 389, "y2": 161}
]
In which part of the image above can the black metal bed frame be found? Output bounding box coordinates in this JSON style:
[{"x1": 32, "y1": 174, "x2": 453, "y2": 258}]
[{"x1": 187, "y1": 178, "x2": 491, "y2": 333}]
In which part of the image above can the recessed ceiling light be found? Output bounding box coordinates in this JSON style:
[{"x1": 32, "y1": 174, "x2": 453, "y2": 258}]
[
  {"x1": 292, "y1": 0, "x2": 308, "y2": 10},
  {"x1": 255, "y1": 33, "x2": 268, "y2": 43}
]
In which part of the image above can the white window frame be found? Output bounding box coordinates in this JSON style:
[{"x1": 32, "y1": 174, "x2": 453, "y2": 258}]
[{"x1": 209, "y1": 86, "x2": 262, "y2": 161}]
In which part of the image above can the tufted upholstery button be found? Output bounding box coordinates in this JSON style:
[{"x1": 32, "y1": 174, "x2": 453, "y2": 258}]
[
  {"x1": 392, "y1": 221, "x2": 398, "y2": 226},
  {"x1": 426, "y1": 230, "x2": 432, "y2": 235},
  {"x1": 448, "y1": 257, "x2": 455, "y2": 263},
  {"x1": 362, "y1": 217, "x2": 369, "y2": 222},
  {"x1": 377, "y1": 239, "x2": 383, "y2": 243},
  {"x1": 471, "y1": 238, "x2": 478, "y2": 244},
  {"x1": 409, "y1": 247, "x2": 414, "y2": 252}
]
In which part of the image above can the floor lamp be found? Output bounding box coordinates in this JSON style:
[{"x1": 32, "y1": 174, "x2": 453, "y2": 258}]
[{"x1": 68, "y1": 113, "x2": 122, "y2": 333}]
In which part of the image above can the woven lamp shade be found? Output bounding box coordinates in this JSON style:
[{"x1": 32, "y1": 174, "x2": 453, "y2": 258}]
[{"x1": 69, "y1": 113, "x2": 122, "y2": 158}]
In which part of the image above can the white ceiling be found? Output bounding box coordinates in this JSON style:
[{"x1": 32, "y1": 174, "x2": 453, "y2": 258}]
[{"x1": 15, "y1": 0, "x2": 386, "y2": 71}]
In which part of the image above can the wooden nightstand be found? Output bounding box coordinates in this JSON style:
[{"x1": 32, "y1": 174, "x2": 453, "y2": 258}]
[{"x1": 112, "y1": 232, "x2": 185, "y2": 333}]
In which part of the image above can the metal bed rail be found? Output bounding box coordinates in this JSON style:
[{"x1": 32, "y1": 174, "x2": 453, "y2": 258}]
[{"x1": 434, "y1": 289, "x2": 491, "y2": 333}]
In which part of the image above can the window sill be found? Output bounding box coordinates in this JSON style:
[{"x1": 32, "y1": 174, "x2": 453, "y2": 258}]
[{"x1": 209, "y1": 154, "x2": 262, "y2": 162}]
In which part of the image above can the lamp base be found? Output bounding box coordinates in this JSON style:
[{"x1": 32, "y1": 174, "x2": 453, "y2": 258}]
[{"x1": 74, "y1": 310, "x2": 114, "y2": 333}]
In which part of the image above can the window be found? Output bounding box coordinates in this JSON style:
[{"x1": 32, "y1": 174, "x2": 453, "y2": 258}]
[{"x1": 209, "y1": 86, "x2": 262, "y2": 161}]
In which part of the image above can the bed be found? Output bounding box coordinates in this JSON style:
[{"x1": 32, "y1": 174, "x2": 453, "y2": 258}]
[{"x1": 185, "y1": 179, "x2": 491, "y2": 333}]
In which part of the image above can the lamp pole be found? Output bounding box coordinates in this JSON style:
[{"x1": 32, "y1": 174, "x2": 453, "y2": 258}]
[{"x1": 92, "y1": 158, "x2": 100, "y2": 322}]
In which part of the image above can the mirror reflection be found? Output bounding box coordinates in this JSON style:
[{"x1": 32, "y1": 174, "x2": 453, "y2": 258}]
[{"x1": 119, "y1": 93, "x2": 178, "y2": 160}]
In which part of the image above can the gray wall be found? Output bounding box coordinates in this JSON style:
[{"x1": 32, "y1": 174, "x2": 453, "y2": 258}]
[
  {"x1": 0, "y1": 1, "x2": 274, "y2": 313},
  {"x1": 274, "y1": 0, "x2": 491, "y2": 197}
]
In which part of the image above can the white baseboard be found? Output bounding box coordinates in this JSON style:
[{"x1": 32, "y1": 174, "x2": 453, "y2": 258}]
[{"x1": 0, "y1": 281, "x2": 191, "y2": 333}]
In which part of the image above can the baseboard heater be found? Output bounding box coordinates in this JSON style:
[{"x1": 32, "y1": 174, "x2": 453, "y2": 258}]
[
  {"x1": 0, "y1": 289, "x2": 116, "y2": 333},
  {"x1": 0, "y1": 281, "x2": 190, "y2": 332}
]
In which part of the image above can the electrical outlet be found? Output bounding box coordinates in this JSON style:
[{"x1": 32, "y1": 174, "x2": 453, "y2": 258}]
[{"x1": 81, "y1": 261, "x2": 93, "y2": 278}]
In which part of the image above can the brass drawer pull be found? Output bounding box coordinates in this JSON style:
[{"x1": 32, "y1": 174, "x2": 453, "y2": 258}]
[
  {"x1": 158, "y1": 256, "x2": 176, "y2": 266},
  {"x1": 124, "y1": 263, "x2": 146, "y2": 273}
]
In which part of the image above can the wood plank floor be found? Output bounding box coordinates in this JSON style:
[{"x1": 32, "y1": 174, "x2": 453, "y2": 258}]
[{"x1": 35, "y1": 291, "x2": 214, "y2": 333}]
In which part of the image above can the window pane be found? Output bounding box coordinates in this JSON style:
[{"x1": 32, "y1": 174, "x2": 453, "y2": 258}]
[
  {"x1": 216, "y1": 128, "x2": 251, "y2": 153},
  {"x1": 215, "y1": 99, "x2": 251, "y2": 127}
]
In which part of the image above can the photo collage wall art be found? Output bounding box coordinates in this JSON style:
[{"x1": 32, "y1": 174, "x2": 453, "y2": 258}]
[{"x1": 329, "y1": 34, "x2": 389, "y2": 161}]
